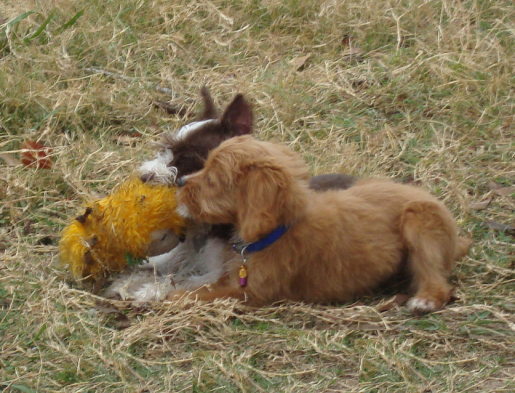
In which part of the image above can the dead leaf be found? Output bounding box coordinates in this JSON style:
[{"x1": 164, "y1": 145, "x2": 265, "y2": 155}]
[
  {"x1": 94, "y1": 299, "x2": 120, "y2": 314},
  {"x1": 37, "y1": 236, "x2": 54, "y2": 246},
  {"x1": 289, "y1": 53, "x2": 312, "y2": 71},
  {"x1": 111, "y1": 313, "x2": 131, "y2": 330},
  {"x1": 395, "y1": 93, "x2": 409, "y2": 102},
  {"x1": 23, "y1": 219, "x2": 34, "y2": 235},
  {"x1": 341, "y1": 36, "x2": 354, "y2": 47},
  {"x1": 342, "y1": 47, "x2": 364, "y2": 62},
  {"x1": 92, "y1": 277, "x2": 108, "y2": 295},
  {"x1": 483, "y1": 220, "x2": 515, "y2": 234},
  {"x1": 94, "y1": 299, "x2": 131, "y2": 330},
  {"x1": 494, "y1": 186, "x2": 515, "y2": 197},
  {"x1": 0, "y1": 153, "x2": 21, "y2": 166},
  {"x1": 488, "y1": 180, "x2": 503, "y2": 191},
  {"x1": 20, "y1": 141, "x2": 53, "y2": 169},
  {"x1": 378, "y1": 294, "x2": 410, "y2": 312},
  {"x1": 470, "y1": 197, "x2": 493, "y2": 210}
]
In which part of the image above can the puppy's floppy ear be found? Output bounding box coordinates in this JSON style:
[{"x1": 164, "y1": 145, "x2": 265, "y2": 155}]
[
  {"x1": 221, "y1": 94, "x2": 253, "y2": 136},
  {"x1": 237, "y1": 165, "x2": 295, "y2": 242},
  {"x1": 197, "y1": 86, "x2": 220, "y2": 120}
]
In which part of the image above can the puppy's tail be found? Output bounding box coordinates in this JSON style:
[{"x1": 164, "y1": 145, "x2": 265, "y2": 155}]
[{"x1": 455, "y1": 236, "x2": 471, "y2": 261}]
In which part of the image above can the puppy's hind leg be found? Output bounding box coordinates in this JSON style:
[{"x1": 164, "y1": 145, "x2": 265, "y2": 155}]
[{"x1": 400, "y1": 201, "x2": 458, "y2": 314}]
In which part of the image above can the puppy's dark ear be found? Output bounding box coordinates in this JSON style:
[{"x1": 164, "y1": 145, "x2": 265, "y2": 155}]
[
  {"x1": 197, "y1": 86, "x2": 220, "y2": 120},
  {"x1": 221, "y1": 94, "x2": 253, "y2": 136}
]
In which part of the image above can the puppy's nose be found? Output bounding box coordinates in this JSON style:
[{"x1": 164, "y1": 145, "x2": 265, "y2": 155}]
[{"x1": 177, "y1": 177, "x2": 187, "y2": 187}]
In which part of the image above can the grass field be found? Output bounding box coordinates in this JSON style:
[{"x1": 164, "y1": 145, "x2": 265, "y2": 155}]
[{"x1": 1, "y1": 0, "x2": 515, "y2": 391}]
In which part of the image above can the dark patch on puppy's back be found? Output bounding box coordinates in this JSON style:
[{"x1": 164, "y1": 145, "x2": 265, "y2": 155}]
[{"x1": 309, "y1": 173, "x2": 357, "y2": 192}]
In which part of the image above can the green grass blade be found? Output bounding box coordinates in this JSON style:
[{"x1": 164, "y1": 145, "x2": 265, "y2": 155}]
[
  {"x1": 2, "y1": 11, "x2": 38, "y2": 36},
  {"x1": 56, "y1": 9, "x2": 85, "y2": 33},
  {"x1": 6, "y1": 11, "x2": 37, "y2": 28},
  {"x1": 23, "y1": 12, "x2": 54, "y2": 42},
  {"x1": 25, "y1": 323, "x2": 47, "y2": 346},
  {"x1": 10, "y1": 385, "x2": 36, "y2": 393},
  {"x1": 32, "y1": 107, "x2": 64, "y2": 129}
]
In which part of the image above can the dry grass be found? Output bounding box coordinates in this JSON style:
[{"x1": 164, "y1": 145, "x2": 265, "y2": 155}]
[{"x1": 1, "y1": 0, "x2": 515, "y2": 391}]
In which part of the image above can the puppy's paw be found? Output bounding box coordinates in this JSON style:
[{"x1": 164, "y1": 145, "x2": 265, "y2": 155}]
[{"x1": 407, "y1": 297, "x2": 439, "y2": 315}]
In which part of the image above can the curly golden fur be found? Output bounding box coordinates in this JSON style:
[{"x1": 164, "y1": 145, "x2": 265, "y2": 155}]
[{"x1": 171, "y1": 135, "x2": 470, "y2": 314}]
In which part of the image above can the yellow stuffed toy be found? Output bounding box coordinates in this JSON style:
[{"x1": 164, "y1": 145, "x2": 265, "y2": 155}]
[{"x1": 59, "y1": 177, "x2": 187, "y2": 281}]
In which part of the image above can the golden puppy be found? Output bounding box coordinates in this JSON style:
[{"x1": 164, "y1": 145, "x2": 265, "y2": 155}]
[{"x1": 171, "y1": 135, "x2": 470, "y2": 314}]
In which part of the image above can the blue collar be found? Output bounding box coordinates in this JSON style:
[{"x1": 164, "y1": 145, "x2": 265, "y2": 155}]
[{"x1": 233, "y1": 225, "x2": 290, "y2": 255}]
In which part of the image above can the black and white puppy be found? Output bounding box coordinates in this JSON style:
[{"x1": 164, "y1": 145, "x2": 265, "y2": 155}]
[{"x1": 139, "y1": 87, "x2": 250, "y2": 184}]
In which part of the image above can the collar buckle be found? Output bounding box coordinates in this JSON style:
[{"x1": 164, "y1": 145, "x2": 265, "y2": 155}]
[{"x1": 240, "y1": 244, "x2": 249, "y2": 263}]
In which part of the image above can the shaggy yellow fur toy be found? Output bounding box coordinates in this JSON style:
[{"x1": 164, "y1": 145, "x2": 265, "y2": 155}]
[{"x1": 59, "y1": 177, "x2": 187, "y2": 280}]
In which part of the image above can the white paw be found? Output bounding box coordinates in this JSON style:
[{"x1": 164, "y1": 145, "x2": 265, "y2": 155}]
[{"x1": 407, "y1": 297, "x2": 437, "y2": 314}]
